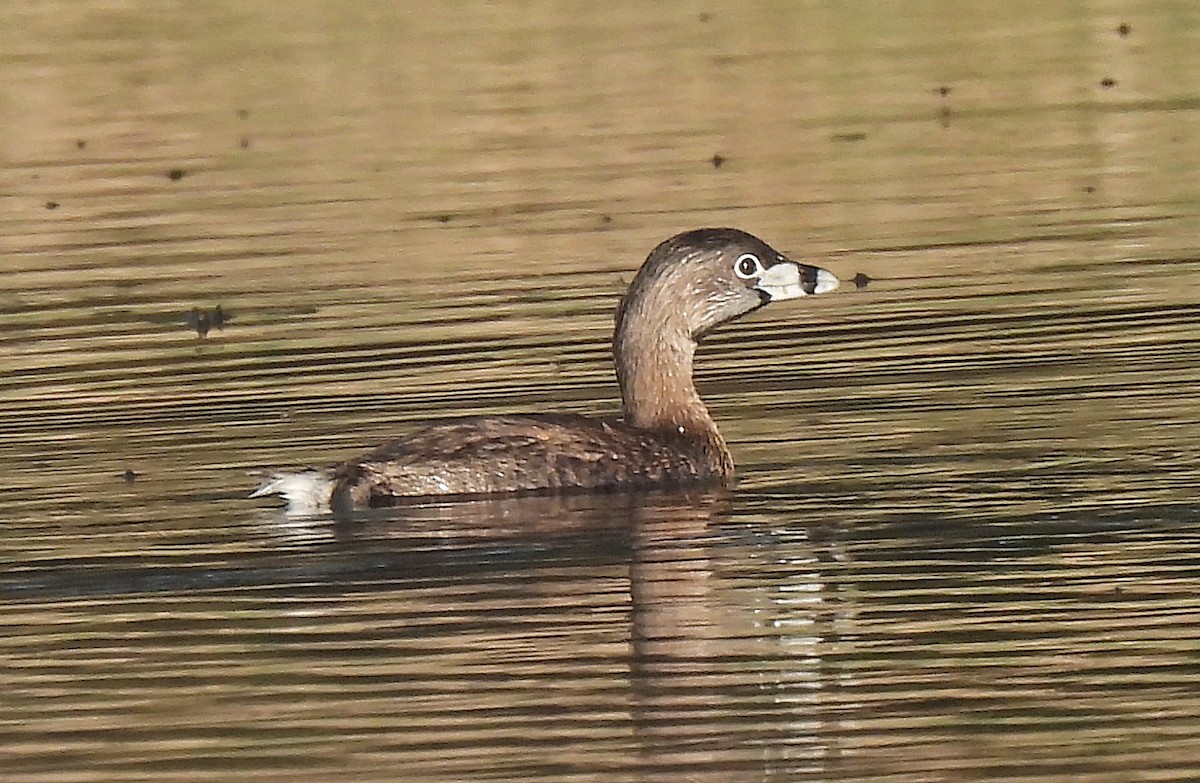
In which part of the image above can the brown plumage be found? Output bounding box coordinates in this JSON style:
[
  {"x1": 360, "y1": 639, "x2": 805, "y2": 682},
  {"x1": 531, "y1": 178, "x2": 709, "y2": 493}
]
[
  {"x1": 251, "y1": 228, "x2": 839, "y2": 514},
  {"x1": 328, "y1": 414, "x2": 729, "y2": 513}
]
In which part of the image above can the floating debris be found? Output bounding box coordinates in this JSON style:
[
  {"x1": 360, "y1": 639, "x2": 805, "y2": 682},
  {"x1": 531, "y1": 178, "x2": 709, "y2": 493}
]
[
  {"x1": 122, "y1": 469, "x2": 140, "y2": 483},
  {"x1": 186, "y1": 305, "x2": 228, "y2": 338},
  {"x1": 167, "y1": 168, "x2": 186, "y2": 180},
  {"x1": 710, "y1": 153, "x2": 725, "y2": 169},
  {"x1": 44, "y1": 201, "x2": 59, "y2": 210},
  {"x1": 937, "y1": 85, "x2": 953, "y2": 129},
  {"x1": 852, "y1": 273, "x2": 872, "y2": 290}
]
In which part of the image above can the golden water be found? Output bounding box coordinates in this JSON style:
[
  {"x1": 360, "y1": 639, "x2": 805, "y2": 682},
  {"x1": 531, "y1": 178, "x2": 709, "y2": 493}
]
[{"x1": 2, "y1": 1, "x2": 1199, "y2": 781}]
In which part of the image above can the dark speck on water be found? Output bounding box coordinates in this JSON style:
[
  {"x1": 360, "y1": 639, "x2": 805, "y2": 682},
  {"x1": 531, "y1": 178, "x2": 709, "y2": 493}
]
[
  {"x1": 710, "y1": 153, "x2": 725, "y2": 169},
  {"x1": 1084, "y1": 185, "x2": 1096, "y2": 194},
  {"x1": 698, "y1": 12, "x2": 711, "y2": 22},
  {"x1": 44, "y1": 201, "x2": 59, "y2": 210},
  {"x1": 122, "y1": 469, "x2": 139, "y2": 483},
  {"x1": 240, "y1": 136, "x2": 250, "y2": 149},
  {"x1": 436, "y1": 214, "x2": 453, "y2": 223},
  {"x1": 168, "y1": 168, "x2": 186, "y2": 180},
  {"x1": 1100, "y1": 77, "x2": 1116, "y2": 88},
  {"x1": 937, "y1": 85, "x2": 952, "y2": 128},
  {"x1": 1118, "y1": 22, "x2": 1131, "y2": 36},
  {"x1": 852, "y1": 272, "x2": 872, "y2": 290},
  {"x1": 186, "y1": 305, "x2": 228, "y2": 338},
  {"x1": 237, "y1": 108, "x2": 250, "y2": 119},
  {"x1": 75, "y1": 139, "x2": 86, "y2": 149},
  {"x1": 831, "y1": 131, "x2": 868, "y2": 143}
]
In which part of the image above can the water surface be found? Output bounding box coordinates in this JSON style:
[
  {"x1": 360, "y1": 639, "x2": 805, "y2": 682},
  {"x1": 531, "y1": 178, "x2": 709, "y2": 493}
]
[{"x1": 2, "y1": 1, "x2": 1199, "y2": 781}]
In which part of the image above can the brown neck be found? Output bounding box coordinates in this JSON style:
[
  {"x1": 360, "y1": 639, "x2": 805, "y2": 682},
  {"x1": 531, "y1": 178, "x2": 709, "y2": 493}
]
[{"x1": 613, "y1": 287, "x2": 722, "y2": 443}]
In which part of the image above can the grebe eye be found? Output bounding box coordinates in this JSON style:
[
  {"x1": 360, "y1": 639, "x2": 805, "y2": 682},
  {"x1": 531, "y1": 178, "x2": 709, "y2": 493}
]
[{"x1": 734, "y1": 253, "x2": 762, "y2": 279}]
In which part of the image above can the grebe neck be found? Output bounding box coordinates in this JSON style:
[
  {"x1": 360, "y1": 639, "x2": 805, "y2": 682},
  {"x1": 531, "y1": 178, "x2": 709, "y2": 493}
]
[{"x1": 613, "y1": 280, "x2": 720, "y2": 443}]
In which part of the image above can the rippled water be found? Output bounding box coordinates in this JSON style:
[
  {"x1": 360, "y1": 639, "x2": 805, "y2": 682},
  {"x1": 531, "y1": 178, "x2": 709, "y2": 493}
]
[{"x1": 3, "y1": 1, "x2": 1200, "y2": 781}]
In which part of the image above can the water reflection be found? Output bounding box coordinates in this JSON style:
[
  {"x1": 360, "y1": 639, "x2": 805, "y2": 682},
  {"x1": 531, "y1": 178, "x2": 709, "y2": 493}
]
[
  {"x1": 629, "y1": 494, "x2": 827, "y2": 777},
  {"x1": 315, "y1": 491, "x2": 841, "y2": 779},
  {"x1": 5, "y1": 484, "x2": 1200, "y2": 781}
]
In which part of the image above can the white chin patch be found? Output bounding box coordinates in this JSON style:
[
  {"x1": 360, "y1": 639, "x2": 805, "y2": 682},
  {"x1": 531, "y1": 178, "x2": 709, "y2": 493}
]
[{"x1": 756, "y1": 263, "x2": 840, "y2": 300}]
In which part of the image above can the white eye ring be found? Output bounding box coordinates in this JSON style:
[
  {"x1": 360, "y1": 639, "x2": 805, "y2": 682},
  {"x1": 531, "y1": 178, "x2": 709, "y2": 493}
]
[{"x1": 734, "y1": 253, "x2": 763, "y2": 280}]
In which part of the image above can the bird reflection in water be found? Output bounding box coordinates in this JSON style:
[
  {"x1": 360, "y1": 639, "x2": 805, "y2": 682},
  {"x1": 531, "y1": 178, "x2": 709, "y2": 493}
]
[{"x1": 258, "y1": 489, "x2": 835, "y2": 778}]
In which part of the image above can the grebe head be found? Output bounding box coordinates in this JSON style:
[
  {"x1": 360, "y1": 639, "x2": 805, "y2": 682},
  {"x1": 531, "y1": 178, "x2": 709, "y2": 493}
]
[
  {"x1": 616, "y1": 228, "x2": 839, "y2": 343},
  {"x1": 614, "y1": 228, "x2": 839, "y2": 433}
]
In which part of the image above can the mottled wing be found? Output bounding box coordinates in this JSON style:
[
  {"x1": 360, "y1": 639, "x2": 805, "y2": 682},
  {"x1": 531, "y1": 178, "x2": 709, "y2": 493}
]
[{"x1": 330, "y1": 414, "x2": 723, "y2": 508}]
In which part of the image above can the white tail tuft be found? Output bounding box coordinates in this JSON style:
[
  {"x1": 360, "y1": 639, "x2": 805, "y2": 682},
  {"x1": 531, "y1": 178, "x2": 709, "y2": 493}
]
[{"x1": 249, "y1": 470, "x2": 334, "y2": 516}]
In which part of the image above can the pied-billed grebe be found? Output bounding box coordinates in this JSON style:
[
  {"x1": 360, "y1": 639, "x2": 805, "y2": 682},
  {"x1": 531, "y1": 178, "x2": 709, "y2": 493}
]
[{"x1": 252, "y1": 228, "x2": 839, "y2": 514}]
